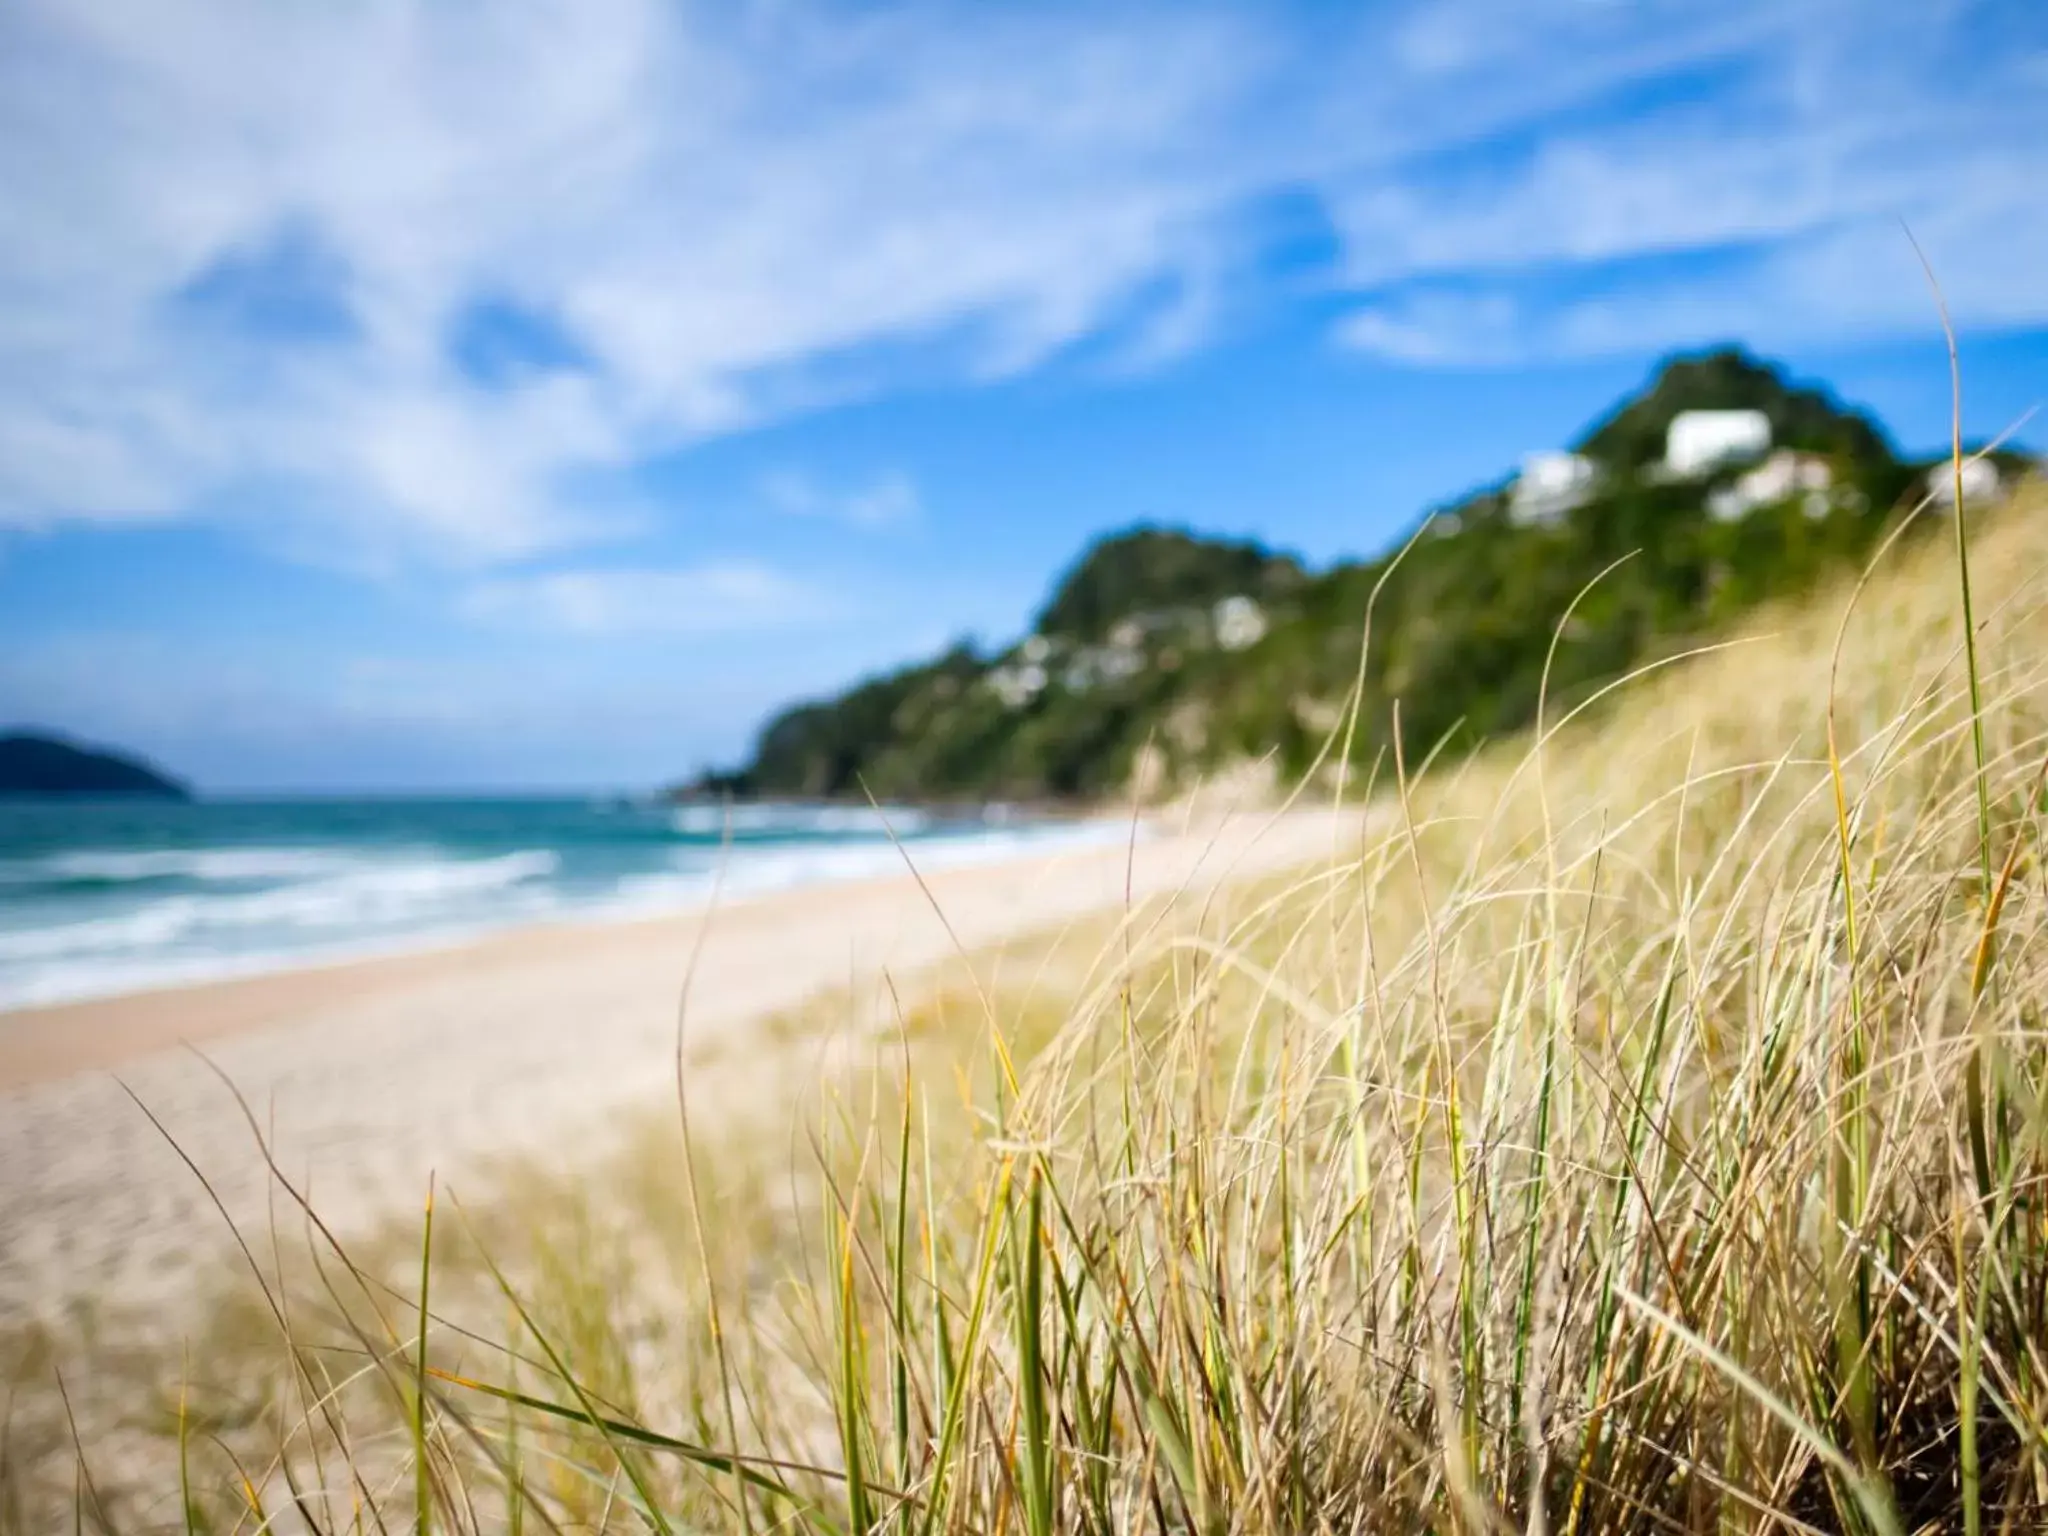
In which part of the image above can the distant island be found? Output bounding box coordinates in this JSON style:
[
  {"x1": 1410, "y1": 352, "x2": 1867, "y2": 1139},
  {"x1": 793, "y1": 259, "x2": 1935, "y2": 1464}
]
[
  {"x1": 695, "y1": 346, "x2": 2036, "y2": 804},
  {"x1": 0, "y1": 731, "x2": 192, "y2": 800}
]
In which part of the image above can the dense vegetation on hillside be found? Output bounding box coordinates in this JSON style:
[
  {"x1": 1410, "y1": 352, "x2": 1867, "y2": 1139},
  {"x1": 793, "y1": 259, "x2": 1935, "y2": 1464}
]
[
  {"x1": 702, "y1": 347, "x2": 2031, "y2": 802},
  {"x1": 0, "y1": 731, "x2": 190, "y2": 799}
]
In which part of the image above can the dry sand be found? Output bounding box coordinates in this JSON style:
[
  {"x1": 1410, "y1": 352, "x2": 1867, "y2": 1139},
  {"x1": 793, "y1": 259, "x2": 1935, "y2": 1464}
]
[{"x1": 0, "y1": 806, "x2": 1358, "y2": 1328}]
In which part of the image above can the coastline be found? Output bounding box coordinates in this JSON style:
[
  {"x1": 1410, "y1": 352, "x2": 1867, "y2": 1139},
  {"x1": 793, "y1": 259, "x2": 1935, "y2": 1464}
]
[
  {"x1": 0, "y1": 799, "x2": 1130, "y2": 1015},
  {"x1": 0, "y1": 804, "x2": 1359, "y2": 1327},
  {"x1": 0, "y1": 810, "x2": 1134, "y2": 1089}
]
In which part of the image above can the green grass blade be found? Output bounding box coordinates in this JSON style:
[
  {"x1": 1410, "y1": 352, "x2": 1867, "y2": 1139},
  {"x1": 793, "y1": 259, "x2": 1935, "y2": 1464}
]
[
  {"x1": 429, "y1": 1369, "x2": 848, "y2": 1523},
  {"x1": 414, "y1": 1176, "x2": 435, "y2": 1536},
  {"x1": 1016, "y1": 1167, "x2": 1053, "y2": 1536}
]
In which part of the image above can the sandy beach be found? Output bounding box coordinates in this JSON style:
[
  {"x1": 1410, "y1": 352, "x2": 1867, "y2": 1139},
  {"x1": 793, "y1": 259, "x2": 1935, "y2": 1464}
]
[{"x1": 0, "y1": 806, "x2": 1357, "y2": 1328}]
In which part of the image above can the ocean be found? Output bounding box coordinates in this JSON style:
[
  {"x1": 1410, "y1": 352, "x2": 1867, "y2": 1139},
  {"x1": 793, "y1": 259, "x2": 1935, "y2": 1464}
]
[{"x1": 0, "y1": 796, "x2": 1114, "y2": 1010}]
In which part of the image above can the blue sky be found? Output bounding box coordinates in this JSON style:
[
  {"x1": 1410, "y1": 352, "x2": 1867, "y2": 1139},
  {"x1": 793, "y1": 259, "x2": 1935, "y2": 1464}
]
[{"x1": 1, "y1": 0, "x2": 2045, "y2": 792}]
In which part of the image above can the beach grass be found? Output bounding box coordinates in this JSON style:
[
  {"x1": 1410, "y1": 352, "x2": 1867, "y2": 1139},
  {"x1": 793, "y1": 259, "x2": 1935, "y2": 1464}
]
[{"x1": 10, "y1": 466, "x2": 2048, "y2": 1532}]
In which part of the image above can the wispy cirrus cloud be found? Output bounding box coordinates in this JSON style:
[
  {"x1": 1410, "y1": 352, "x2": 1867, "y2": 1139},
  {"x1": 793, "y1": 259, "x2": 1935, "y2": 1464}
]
[
  {"x1": 1327, "y1": 5, "x2": 2048, "y2": 363},
  {"x1": 462, "y1": 561, "x2": 837, "y2": 635},
  {"x1": 763, "y1": 470, "x2": 922, "y2": 532},
  {"x1": 0, "y1": 0, "x2": 2040, "y2": 567},
  {"x1": 0, "y1": 0, "x2": 1281, "y2": 564}
]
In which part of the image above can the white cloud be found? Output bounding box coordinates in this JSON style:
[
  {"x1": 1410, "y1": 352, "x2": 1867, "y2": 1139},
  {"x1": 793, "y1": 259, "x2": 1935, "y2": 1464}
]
[
  {"x1": 1335, "y1": 177, "x2": 2048, "y2": 369},
  {"x1": 763, "y1": 470, "x2": 922, "y2": 531},
  {"x1": 0, "y1": 0, "x2": 2040, "y2": 560},
  {"x1": 1336, "y1": 291, "x2": 1524, "y2": 365},
  {"x1": 1327, "y1": 6, "x2": 2048, "y2": 363},
  {"x1": 463, "y1": 561, "x2": 835, "y2": 635},
  {"x1": 0, "y1": 0, "x2": 1283, "y2": 563}
]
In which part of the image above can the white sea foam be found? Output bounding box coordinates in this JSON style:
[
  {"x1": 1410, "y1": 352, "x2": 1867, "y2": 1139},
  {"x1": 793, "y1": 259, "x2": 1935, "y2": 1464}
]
[
  {"x1": 0, "y1": 815, "x2": 1129, "y2": 1011},
  {"x1": 35, "y1": 846, "x2": 381, "y2": 882},
  {"x1": 611, "y1": 820, "x2": 1127, "y2": 914},
  {"x1": 669, "y1": 802, "x2": 935, "y2": 838},
  {"x1": 0, "y1": 851, "x2": 561, "y2": 968}
]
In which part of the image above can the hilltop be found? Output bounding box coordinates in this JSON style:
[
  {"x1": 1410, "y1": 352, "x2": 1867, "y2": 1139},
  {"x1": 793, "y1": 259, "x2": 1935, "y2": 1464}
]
[
  {"x1": 702, "y1": 346, "x2": 2034, "y2": 802},
  {"x1": 0, "y1": 731, "x2": 190, "y2": 800}
]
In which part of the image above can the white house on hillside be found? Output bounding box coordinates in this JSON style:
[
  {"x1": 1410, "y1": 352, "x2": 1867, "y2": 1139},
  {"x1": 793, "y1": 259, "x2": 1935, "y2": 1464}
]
[
  {"x1": 1107, "y1": 617, "x2": 1147, "y2": 651},
  {"x1": 1510, "y1": 450, "x2": 1597, "y2": 525},
  {"x1": 1212, "y1": 595, "x2": 1268, "y2": 651},
  {"x1": 1707, "y1": 449, "x2": 1834, "y2": 521},
  {"x1": 1665, "y1": 409, "x2": 1771, "y2": 478},
  {"x1": 1064, "y1": 643, "x2": 1145, "y2": 693},
  {"x1": 988, "y1": 633, "x2": 1056, "y2": 707},
  {"x1": 1926, "y1": 458, "x2": 2004, "y2": 506},
  {"x1": 987, "y1": 661, "x2": 1047, "y2": 708}
]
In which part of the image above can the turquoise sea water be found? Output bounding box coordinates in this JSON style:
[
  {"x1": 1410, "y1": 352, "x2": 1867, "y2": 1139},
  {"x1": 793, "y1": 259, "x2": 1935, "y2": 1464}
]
[{"x1": 0, "y1": 797, "x2": 1105, "y2": 1010}]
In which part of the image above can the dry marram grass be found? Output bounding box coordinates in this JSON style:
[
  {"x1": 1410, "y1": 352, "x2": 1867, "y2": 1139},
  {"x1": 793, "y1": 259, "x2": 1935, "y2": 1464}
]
[{"x1": 6, "y1": 482, "x2": 2048, "y2": 1533}]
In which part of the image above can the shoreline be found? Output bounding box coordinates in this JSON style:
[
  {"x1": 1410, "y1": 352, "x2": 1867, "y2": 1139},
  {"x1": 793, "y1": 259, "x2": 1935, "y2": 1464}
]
[
  {"x1": 0, "y1": 804, "x2": 1359, "y2": 1326},
  {"x1": 0, "y1": 811, "x2": 1136, "y2": 1091},
  {"x1": 0, "y1": 811, "x2": 1138, "y2": 1028}
]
